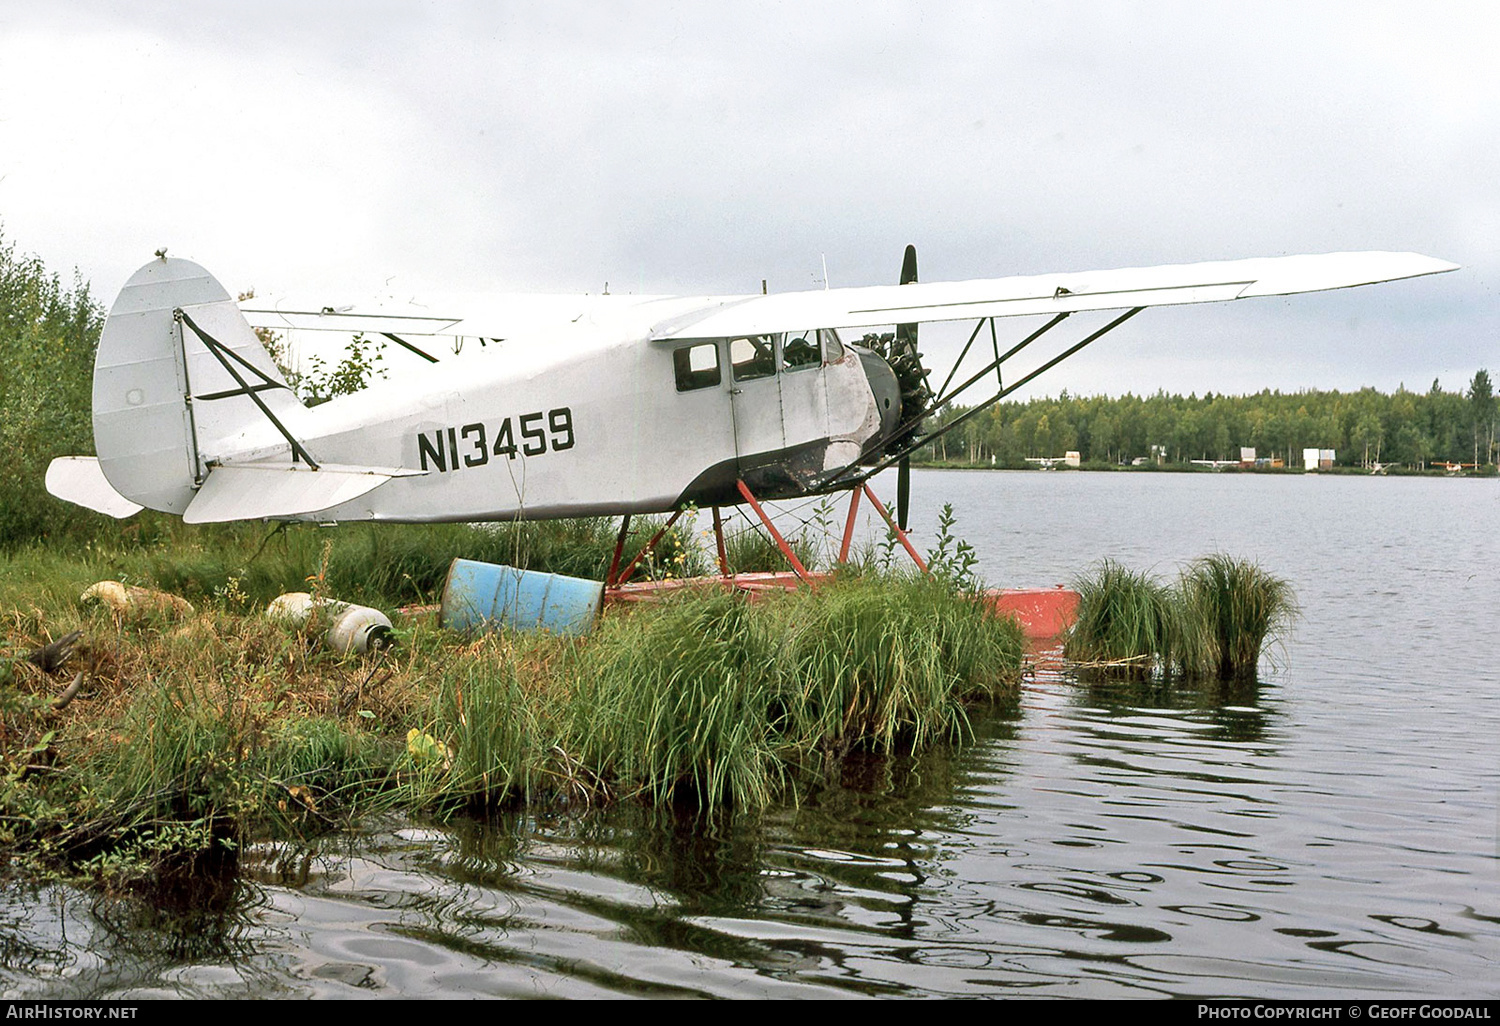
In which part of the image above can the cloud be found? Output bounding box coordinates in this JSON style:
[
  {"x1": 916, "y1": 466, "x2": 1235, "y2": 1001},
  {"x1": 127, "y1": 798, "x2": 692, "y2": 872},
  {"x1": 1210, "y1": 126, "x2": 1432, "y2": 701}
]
[{"x1": 0, "y1": 1, "x2": 1490, "y2": 395}]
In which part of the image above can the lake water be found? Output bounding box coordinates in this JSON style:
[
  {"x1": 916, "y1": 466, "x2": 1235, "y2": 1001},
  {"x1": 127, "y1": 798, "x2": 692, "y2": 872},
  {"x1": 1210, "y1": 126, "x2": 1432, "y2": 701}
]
[{"x1": 3, "y1": 470, "x2": 1496, "y2": 999}]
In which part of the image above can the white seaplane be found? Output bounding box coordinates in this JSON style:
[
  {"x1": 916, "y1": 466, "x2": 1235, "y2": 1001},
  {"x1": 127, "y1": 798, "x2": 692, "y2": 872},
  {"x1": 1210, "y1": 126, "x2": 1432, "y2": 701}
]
[{"x1": 45, "y1": 246, "x2": 1456, "y2": 576}]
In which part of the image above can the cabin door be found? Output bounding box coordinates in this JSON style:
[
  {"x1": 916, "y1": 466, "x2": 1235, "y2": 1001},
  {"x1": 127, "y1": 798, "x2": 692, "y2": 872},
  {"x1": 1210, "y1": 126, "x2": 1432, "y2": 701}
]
[
  {"x1": 726, "y1": 335, "x2": 785, "y2": 464},
  {"x1": 776, "y1": 330, "x2": 830, "y2": 450}
]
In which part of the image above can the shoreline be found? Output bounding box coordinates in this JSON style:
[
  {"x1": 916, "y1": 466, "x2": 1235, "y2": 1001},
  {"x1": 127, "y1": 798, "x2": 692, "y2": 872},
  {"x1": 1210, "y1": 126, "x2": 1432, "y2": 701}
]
[{"x1": 911, "y1": 460, "x2": 1497, "y2": 478}]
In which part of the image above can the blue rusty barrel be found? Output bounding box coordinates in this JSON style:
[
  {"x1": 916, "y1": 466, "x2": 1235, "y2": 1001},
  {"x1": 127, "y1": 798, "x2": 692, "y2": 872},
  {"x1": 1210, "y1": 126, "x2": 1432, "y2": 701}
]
[{"x1": 440, "y1": 558, "x2": 604, "y2": 636}]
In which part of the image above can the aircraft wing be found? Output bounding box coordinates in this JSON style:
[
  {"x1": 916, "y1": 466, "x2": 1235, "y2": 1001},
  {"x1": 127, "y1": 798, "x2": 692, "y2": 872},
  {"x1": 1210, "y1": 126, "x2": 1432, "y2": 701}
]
[
  {"x1": 240, "y1": 293, "x2": 677, "y2": 341},
  {"x1": 240, "y1": 251, "x2": 1456, "y2": 344},
  {"x1": 649, "y1": 251, "x2": 1458, "y2": 339}
]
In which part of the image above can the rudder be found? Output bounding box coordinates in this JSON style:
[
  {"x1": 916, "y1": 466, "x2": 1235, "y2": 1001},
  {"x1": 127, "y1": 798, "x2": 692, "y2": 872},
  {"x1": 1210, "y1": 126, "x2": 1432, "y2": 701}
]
[{"x1": 92, "y1": 257, "x2": 308, "y2": 514}]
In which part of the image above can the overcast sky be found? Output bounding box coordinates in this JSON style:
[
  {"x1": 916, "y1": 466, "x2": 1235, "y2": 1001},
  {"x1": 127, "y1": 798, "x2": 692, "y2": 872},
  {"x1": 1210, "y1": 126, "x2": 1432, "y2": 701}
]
[{"x1": 1, "y1": 2, "x2": 1494, "y2": 399}]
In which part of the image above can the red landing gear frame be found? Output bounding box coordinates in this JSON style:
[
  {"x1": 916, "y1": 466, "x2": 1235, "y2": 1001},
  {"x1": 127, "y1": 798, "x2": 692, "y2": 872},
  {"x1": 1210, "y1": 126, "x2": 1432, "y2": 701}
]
[{"x1": 603, "y1": 480, "x2": 927, "y2": 591}]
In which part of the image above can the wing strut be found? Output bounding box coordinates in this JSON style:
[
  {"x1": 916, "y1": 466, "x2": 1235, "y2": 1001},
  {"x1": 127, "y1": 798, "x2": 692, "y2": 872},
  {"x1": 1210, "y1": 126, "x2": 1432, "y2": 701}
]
[
  {"x1": 735, "y1": 480, "x2": 813, "y2": 585},
  {"x1": 177, "y1": 309, "x2": 321, "y2": 470},
  {"x1": 381, "y1": 332, "x2": 441, "y2": 364},
  {"x1": 827, "y1": 307, "x2": 1144, "y2": 488},
  {"x1": 932, "y1": 311, "x2": 1071, "y2": 409}
]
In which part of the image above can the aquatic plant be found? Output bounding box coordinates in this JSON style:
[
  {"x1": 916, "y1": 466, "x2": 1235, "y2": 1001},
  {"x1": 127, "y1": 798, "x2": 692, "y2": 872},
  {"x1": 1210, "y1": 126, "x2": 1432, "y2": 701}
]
[
  {"x1": 1063, "y1": 559, "x2": 1184, "y2": 676},
  {"x1": 414, "y1": 639, "x2": 556, "y2": 809},
  {"x1": 1065, "y1": 555, "x2": 1297, "y2": 682},
  {"x1": 563, "y1": 590, "x2": 784, "y2": 807},
  {"x1": 772, "y1": 574, "x2": 1022, "y2": 758},
  {"x1": 1176, "y1": 554, "x2": 1297, "y2": 680},
  {"x1": 556, "y1": 575, "x2": 1024, "y2": 806}
]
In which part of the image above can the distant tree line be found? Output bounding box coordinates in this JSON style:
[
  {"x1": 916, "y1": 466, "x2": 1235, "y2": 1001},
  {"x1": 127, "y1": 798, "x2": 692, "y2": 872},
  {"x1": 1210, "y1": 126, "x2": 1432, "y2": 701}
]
[{"x1": 917, "y1": 375, "x2": 1498, "y2": 471}]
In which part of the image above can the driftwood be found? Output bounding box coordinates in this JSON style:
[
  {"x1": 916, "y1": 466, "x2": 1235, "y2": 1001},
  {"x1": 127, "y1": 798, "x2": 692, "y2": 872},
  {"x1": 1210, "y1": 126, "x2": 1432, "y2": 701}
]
[
  {"x1": 52, "y1": 671, "x2": 86, "y2": 711},
  {"x1": 1069, "y1": 653, "x2": 1157, "y2": 670},
  {"x1": 25, "y1": 630, "x2": 82, "y2": 674}
]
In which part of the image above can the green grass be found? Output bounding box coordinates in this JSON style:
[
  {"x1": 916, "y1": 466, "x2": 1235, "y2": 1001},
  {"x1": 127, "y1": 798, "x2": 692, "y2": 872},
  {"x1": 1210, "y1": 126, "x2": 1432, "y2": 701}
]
[
  {"x1": 722, "y1": 524, "x2": 820, "y2": 574},
  {"x1": 1065, "y1": 555, "x2": 1296, "y2": 681},
  {"x1": 1178, "y1": 554, "x2": 1298, "y2": 680},
  {"x1": 0, "y1": 516, "x2": 678, "y2": 618},
  {"x1": 564, "y1": 589, "x2": 783, "y2": 807},
  {"x1": 1063, "y1": 560, "x2": 1185, "y2": 676},
  {"x1": 772, "y1": 573, "x2": 1021, "y2": 754},
  {"x1": 1, "y1": 521, "x2": 1024, "y2": 878},
  {"x1": 530, "y1": 574, "x2": 1024, "y2": 808}
]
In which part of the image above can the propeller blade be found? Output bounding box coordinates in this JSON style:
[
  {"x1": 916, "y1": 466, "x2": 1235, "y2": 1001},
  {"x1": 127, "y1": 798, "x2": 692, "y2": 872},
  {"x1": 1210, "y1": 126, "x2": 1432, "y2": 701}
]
[
  {"x1": 898, "y1": 455, "x2": 912, "y2": 532},
  {"x1": 897, "y1": 245, "x2": 918, "y2": 531},
  {"x1": 900, "y1": 244, "x2": 918, "y2": 286},
  {"x1": 897, "y1": 244, "x2": 918, "y2": 351}
]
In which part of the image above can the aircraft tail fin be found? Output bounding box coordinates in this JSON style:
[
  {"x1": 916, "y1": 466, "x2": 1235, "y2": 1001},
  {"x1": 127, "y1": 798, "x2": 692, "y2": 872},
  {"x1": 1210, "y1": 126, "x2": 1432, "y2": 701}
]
[{"x1": 88, "y1": 257, "x2": 313, "y2": 515}]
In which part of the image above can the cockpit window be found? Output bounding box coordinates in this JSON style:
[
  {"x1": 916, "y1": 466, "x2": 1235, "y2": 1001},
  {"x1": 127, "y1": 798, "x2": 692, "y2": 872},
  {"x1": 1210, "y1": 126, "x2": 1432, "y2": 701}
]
[
  {"x1": 782, "y1": 332, "x2": 821, "y2": 372},
  {"x1": 730, "y1": 335, "x2": 777, "y2": 381},
  {"x1": 819, "y1": 328, "x2": 844, "y2": 362},
  {"x1": 673, "y1": 342, "x2": 721, "y2": 391}
]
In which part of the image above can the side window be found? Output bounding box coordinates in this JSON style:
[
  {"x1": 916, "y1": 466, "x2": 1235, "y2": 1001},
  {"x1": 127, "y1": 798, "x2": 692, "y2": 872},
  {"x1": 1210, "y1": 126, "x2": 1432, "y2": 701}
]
[
  {"x1": 819, "y1": 328, "x2": 844, "y2": 362},
  {"x1": 782, "y1": 331, "x2": 821, "y2": 372},
  {"x1": 730, "y1": 335, "x2": 777, "y2": 381},
  {"x1": 673, "y1": 342, "x2": 721, "y2": 391}
]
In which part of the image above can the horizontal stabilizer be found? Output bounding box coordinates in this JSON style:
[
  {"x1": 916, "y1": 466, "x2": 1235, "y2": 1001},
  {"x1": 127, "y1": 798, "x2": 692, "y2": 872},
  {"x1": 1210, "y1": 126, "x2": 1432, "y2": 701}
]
[
  {"x1": 182, "y1": 462, "x2": 421, "y2": 524},
  {"x1": 45, "y1": 457, "x2": 145, "y2": 519}
]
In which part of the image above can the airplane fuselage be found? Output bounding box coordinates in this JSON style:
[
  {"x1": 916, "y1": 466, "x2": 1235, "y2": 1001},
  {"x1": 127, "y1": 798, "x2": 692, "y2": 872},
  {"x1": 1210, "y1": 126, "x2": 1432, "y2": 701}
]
[{"x1": 231, "y1": 322, "x2": 886, "y2": 521}]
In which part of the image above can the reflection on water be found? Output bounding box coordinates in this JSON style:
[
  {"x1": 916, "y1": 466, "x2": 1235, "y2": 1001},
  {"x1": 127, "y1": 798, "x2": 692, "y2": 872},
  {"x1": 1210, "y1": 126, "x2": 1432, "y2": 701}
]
[{"x1": 2, "y1": 472, "x2": 1496, "y2": 998}]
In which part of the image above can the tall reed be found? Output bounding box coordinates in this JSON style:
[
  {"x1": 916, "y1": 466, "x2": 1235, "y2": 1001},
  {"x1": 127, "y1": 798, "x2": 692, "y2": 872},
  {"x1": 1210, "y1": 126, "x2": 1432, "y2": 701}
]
[
  {"x1": 1065, "y1": 555, "x2": 1297, "y2": 681},
  {"x1": 563, "y1": 590, "x2": 783, "y2": 807},
  {"x1": 1176, "y1": 554, "x2": 1297, "y2": 680},
  {"x1": 1063, "y1": 560, "x2": 1184, "y2": 676},
  {"x1": 557, "y1": 574, "x2": 1024, "y2": 806},
  {"x1": 414, "y1": 641, "x2": 555, "y2": 810},
  {"x1": 772, "y1": 575, "x2": 1023, "y2": 756}
]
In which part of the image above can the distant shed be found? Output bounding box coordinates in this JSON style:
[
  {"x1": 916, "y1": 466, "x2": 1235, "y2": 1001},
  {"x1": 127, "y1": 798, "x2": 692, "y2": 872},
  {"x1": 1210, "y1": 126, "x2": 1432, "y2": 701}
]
[{"x1": 1303, "y1": 448, "x2": 1335, "y2": 471}]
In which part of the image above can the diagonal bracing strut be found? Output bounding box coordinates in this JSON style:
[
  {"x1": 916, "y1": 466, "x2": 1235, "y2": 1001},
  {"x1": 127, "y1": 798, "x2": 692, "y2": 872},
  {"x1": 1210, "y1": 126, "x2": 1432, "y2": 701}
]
[
  {"x1": 825, "y1": 307, "x2": 1144, "y2": 488},
  {"x1": 177, "y1": 308, "x2": 321, "y2": 469}
]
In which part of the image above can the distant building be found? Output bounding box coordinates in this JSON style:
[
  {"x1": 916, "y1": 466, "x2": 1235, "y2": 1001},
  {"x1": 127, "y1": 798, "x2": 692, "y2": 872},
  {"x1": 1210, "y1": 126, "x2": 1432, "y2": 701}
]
[
  {"x1": 1064, "y1": 451, "x2": 1081, "y2": 468},
  {"x1": 1240, "y1": 447, "x2": 1256, "y2": 467},
  {"x1": 1303, "y1": 448, "x2": 1335, "y2": 471}
]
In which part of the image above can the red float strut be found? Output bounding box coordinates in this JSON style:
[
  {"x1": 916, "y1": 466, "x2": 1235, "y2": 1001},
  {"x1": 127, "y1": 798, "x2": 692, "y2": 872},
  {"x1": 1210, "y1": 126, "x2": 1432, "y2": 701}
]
[
  {"x1": 837, "y1": 486, "x2": 863, "y2": 564},
  {"x1": 735, "y1": 480, "x2": 813, "y2": 585},
  {"x1": 608, "y1": 509, "x2": 685, "y2": 587},
  {"x1": 861, "y1": 482, "x2": 928, "y2": 574},
  {"x1": 712, "y1": 506, "x2": 730, "y2": 578}
]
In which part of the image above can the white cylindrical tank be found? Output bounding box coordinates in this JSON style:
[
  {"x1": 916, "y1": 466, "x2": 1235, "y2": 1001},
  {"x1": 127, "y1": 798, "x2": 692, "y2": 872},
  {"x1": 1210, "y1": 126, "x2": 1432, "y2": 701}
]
[{"x1": 267, "y1": 592, "x2": 393, "y2": 654}]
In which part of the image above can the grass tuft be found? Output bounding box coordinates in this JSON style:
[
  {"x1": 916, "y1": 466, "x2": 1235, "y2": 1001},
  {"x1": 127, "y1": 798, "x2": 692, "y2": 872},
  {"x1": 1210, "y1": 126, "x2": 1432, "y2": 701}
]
[
  {"x1": 1065, "y1": 555, "x2": 1297, "y2": 681},
  {"x1": 1177, "y1": 554, "x2": 1298, "y2": 680},
  {"x1": 1064, "y1": 560, "x2": 1184, "y2": 676}
]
